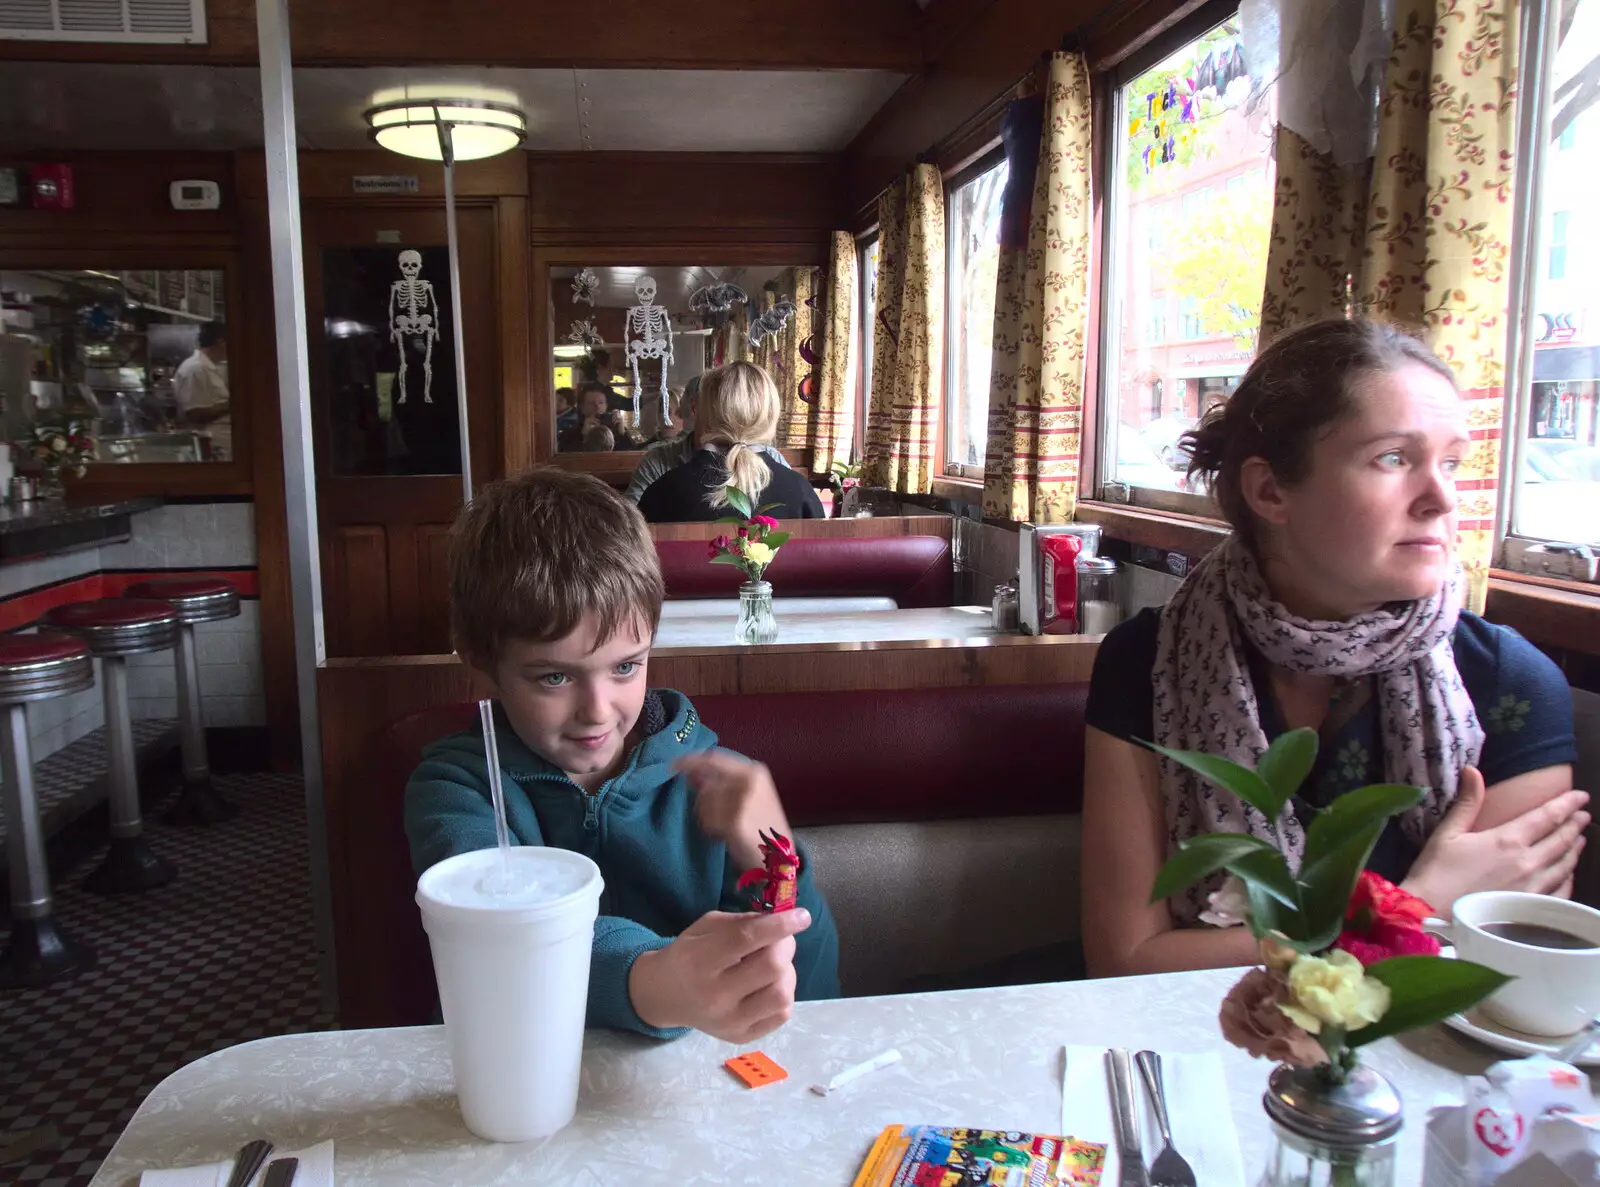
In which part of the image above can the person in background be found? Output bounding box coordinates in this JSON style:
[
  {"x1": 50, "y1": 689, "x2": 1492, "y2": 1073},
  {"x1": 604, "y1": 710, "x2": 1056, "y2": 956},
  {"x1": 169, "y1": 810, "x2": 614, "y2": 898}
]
[
  {"x1": 554, "y1": 386, "x2": 579, "y2": 440},
  {"x1": 405, "y1": 469, "x2": 839, "y2": 1039},
  {"x1": 559, "y1": 384, "x2": 618, "y2": 452},
  {"x1": 630, "y1": 366, "x2": 805, "y2": 514},
  {"x1": 1080, "y1": 318, "x2": 1586, "y2": 979},
  {"x1": 172, "y1": 320, "x2": 231, "y2": 461},
  {"x1": 637, "y1": 363, "x2": 822, "y2": 522},
  {"x1": 582, "y1": 422, "x2": 615, "y2": 453}
]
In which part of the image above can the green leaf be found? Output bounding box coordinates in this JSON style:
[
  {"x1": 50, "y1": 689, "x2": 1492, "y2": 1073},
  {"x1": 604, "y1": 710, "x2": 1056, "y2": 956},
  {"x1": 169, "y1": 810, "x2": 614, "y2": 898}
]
[
  {"x1": 1150, "y1": 833, "x2": 1279, "y2": 904},
  {"x1": 1258, "y1": 729, "x2": 1318, "y2": 804},
  {"x1": 1143, "y1": 742, "x2": 1287, "y2": 822},
  {"x1": 1297, "y1": 819, "x2": 1387, "y2": 944},
  {"x1": 1348, "y1": 956, "x2": 1512, "y2": 1047},
  {"x1": 1301, "y1": 784, "x2": 1424, "y2": 875},
  {"x1": 763, "y1": 531, "x2": 791, "y2": 550},
  {"x1": 712, "y1": 515, "x2": 747, "y2": 526},
  {"x1": 1229, "y1": 847, "x2": 1301, "y2": 912},
  {"x1": 708, "y1": 555, "x2": 748, "y2": 568},
  {"x1": 725, "y1": 488, "x2": 753, "y2": 518},
  {"x1": 755, "y1": 502, "x2": 784, "y2": 514}
]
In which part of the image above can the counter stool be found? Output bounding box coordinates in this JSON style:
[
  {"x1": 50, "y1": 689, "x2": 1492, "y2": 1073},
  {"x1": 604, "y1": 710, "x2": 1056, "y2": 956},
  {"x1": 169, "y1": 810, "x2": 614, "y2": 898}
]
[
  {"x1": 124, "y1": 578, "x2": 241, "y2": 826},
  {"x1": 0, "y1": 631, "x2": 96, "y2": 986},
  {"x1": 44, "y1": 599, "x2": 179, "y2": 895}
]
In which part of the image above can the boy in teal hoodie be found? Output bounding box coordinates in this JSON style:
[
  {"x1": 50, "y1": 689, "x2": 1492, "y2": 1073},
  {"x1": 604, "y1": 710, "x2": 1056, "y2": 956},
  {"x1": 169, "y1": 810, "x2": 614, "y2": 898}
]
[{"x1": 405, "y1": 468, "x2": 839, "y2": 1042}]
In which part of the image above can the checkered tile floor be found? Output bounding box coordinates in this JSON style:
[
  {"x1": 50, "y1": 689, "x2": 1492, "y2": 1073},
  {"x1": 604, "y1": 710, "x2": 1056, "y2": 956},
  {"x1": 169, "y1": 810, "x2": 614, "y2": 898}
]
[{"x1": 0, "y1": 773, "x2": 333, "y2": 1187}]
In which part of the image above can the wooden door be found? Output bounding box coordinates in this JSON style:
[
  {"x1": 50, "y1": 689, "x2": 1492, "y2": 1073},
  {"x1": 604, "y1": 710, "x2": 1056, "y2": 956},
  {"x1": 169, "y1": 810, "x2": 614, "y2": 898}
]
[{"x1": 304, "y1": 205, "x2": 499, "y2": 656}]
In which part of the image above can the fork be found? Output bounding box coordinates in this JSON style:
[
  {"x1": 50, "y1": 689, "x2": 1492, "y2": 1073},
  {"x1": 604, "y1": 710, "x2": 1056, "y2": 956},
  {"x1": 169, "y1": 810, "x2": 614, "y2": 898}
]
[
  {"x1": 224, "y1": 1139, "x2": 274, "y2": 1187},
  {"x1": 1135, "y1": 1051, "x2": 1197, "y2": 1187}
]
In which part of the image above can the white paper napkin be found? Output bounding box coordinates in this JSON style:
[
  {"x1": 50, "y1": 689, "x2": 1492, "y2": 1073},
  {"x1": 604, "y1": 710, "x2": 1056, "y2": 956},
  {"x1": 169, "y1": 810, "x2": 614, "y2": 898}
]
[
  {"x1": 1062, "y1": 1046, "x2": 1245, "y2": 1187},
  {"x1": 138, "y1": 1140, "x2": 335, "y2": 1187}
]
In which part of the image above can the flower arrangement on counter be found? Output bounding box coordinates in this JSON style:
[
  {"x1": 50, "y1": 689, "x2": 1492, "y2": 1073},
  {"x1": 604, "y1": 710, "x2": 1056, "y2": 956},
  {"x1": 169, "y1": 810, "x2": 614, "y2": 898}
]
[
  {"x1": 706, "y1": 488, "x2": 791, "y2": 583},
  {"x1": 1149, "y1": 728, "x2": 1510, "y2": 1084},
  {"x1": 22, "y1": 418, "x2": 98, "y2": 481}
]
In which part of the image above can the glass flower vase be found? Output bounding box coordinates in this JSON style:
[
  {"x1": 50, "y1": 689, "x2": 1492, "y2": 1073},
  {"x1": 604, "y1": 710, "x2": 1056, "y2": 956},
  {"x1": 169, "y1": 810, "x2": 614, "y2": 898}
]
[
  {"x1": 1260, "y1": 1063, "x2": 1400, "y2": 1187},
  {"x1": 735, "y1": 581, "x2": 778, "y2": 645}
]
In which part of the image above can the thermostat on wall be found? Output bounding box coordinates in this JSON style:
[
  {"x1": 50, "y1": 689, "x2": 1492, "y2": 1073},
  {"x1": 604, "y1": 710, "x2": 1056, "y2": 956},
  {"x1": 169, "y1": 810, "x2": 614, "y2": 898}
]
[{"x1": 169, "y1": 180, "x2": 220, "y2": 210}]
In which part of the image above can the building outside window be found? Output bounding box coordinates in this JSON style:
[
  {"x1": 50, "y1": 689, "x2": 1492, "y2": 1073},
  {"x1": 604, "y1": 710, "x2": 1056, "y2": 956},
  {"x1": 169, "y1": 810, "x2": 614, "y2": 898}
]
[{"x1": 944, "y1": 158, "x2": 1009, "y2": 472}]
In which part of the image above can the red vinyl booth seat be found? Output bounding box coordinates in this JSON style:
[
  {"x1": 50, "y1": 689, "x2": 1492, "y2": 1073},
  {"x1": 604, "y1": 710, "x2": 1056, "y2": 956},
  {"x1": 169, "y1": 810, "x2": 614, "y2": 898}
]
[
  {"x1": 359, "y1": 682, "x2": 1087, "y2": 1027},
  {"x1": 654, "y1": 536, "x2": 953, "y2": 608}
]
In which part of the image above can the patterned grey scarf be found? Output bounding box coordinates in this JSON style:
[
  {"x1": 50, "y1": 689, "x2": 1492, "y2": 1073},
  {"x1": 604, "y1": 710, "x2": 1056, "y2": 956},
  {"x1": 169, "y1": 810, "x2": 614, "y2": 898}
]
[{"x1": 1152, "y1": 537, "x2": 1484, "y2": 926}]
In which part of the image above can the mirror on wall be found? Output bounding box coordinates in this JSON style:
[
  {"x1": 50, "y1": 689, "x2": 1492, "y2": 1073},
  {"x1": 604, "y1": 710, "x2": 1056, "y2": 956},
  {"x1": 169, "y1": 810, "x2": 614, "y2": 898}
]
[
  {"x1": 550, "y1": 264, "x2": 814, "y2": 454},
  {"x1": 0, "y1": 268, "x2": 232, "y2": 464}
]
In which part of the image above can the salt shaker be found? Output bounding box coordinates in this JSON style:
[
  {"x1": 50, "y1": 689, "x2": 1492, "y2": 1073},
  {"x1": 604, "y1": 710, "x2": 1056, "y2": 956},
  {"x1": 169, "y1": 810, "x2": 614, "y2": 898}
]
[
  {"x1": 1075, "y1": 556, "x2": 1120, "y2": 635},
  {"x1": 990, "y1": 580, "x2": 1019, "y2": 632}
]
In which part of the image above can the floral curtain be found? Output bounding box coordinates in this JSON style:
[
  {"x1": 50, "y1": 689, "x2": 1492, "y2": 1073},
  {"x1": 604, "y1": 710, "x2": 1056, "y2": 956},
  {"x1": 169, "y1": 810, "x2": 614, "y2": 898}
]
[
  {"x1": 1261, "y1": 0, "x2": 1520, "y2": 609},
  {"x1": 982, "y1": 51, "x2": 1093, "y2": 524},
  {"x1": 861, "y1": 163, "x2": 945, "y2": 494},
  {"x1": 810, "y1": 232, "x2": 858, "y2": 473}
]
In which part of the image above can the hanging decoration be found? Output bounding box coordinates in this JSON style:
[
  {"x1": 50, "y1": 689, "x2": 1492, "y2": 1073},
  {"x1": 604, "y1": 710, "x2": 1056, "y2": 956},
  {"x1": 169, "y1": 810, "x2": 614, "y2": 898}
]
[
  {"x1": 566, "y1": 318, "x2": 603, "y2": 349},
  {"x1": 389, "y1": 249, "x2": 440, "y2": 405},
  {"x1": 570, "y1": 267, "x2": 600, "y2": 306},
  {"x1": 794, "y1": 270, "x2": 823, "y2": 405},
  {"x1": 623, "y1": 275, "x2": 675, "y2": 421},
  {"x1": 748, "y1": 297, "x2": 796, "y2": 350},
  {"x1": 1132, "y1": 79, "x2": 1198, "y2": 174},
  {"x1": 689, "y1": 282, "x2": 749, "y2": 327}
]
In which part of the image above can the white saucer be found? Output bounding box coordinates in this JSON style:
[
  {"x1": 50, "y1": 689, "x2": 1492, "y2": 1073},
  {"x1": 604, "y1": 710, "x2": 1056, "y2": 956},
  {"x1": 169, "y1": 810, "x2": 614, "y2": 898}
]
[{"x1": 1441, "y1": 1009, "x2": 1600, "y2": 1068}]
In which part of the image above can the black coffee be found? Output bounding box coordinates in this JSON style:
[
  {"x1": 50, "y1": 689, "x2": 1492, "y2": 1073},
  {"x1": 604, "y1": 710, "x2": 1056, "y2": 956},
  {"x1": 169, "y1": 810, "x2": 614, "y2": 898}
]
[{"x1": 1481, "y1": 921, "x2": 1599, "y2": 950}]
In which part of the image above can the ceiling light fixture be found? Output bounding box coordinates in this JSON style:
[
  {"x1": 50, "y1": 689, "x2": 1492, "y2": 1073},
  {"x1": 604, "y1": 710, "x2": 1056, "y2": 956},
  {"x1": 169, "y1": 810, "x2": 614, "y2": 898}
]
[{"x1": 365, "y1": 97, "x2": 527, "y2": 502}]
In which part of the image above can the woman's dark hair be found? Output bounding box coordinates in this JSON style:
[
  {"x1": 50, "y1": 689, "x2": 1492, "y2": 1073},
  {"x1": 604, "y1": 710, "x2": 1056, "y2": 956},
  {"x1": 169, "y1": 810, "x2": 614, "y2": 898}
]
[{"x1": 1182, "y1": 318, "x2": 1457, "y2": 545}]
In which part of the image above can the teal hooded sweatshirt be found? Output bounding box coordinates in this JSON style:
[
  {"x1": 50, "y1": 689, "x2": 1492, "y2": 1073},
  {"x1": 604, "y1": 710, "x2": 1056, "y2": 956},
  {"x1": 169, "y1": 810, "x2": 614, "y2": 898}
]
[{"x1": 404, "y1": 688, "x2": 840, "y2": 1038}]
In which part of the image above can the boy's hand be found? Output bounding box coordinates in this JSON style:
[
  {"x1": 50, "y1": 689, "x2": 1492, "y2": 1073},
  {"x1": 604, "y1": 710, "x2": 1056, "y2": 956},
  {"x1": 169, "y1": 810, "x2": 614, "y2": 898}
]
[
  {"x1": 674, "y1": 751, "x2": 792, "y2": 870},
  {"x1": 629, "y1": 909, "x2": 812, "y2": 1043}
]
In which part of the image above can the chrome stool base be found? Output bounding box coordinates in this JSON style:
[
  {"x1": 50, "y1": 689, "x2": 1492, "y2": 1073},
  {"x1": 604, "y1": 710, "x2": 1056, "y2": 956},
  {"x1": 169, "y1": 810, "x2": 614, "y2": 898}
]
[
  {"x1": 81, "y1": 835, "x2": 176, "y2": 896},
  {"x1": 0, "y1": 916, "x2": 94, "y2": 988},
  {"x1": 164, "y1": 775, "x2": 238, "y2": 826}
]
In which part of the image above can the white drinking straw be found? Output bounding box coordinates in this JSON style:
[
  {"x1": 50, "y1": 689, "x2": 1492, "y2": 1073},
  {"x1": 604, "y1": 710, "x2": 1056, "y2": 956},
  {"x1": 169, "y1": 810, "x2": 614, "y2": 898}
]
[
  {"x1": 809, "y1": 1048, "x2": 902, "y2": 1095},
  {"x1": 479, "y1": 698, "x2": 513, "y2": 881}
]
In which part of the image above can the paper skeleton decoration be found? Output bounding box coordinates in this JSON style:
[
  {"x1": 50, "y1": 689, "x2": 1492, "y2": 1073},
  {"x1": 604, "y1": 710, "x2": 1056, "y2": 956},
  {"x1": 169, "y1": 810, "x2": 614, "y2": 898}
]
[
  {"x1": 570, "y1": 267, "x2": 600, "y2": 306},
  {"x1": 689, "y1": 282, "x2": 749, "y2": 327},
  {"x1": 623, "y1": 275, "x2": 674, "y2": 420},
  {"x1": 748, "y1": 298, "x2": 796, "y2": 350},
  {"x1": 566, "y1": 318, "x2": 603, "y2": 348},
  {"x1": 389, "y1": 250, "x2": 440, "y2": 405}
]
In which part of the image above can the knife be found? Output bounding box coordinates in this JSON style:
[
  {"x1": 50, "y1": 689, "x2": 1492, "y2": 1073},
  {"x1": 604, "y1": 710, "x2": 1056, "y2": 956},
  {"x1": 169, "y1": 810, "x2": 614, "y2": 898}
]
[
  {"x1": 262, "y1": 1157, "x2": 299, "y2": 1187},
  {"x1": 1106, "y1": 1048, "x2": 1150, "y2": 1187}
]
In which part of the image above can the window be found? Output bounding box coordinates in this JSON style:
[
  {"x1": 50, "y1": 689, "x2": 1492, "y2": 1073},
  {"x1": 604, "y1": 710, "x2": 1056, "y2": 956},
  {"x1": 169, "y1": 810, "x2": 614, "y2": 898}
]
[
  {"x1": 944, "y1": 157, "x2": 1009, "y2": 473},
  {"x1": 1100, "y1": 11, "x2": 1277, "y2": 504},
  {"x1": 1507, "y1": 0, "x2": 1600, "y2": 557},
  {"x1": 855, "y1": 236, "x2": 879, "y2": 463}
]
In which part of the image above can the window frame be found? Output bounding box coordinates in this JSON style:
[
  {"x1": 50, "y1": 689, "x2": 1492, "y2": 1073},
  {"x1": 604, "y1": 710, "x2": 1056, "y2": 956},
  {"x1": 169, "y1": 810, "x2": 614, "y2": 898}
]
[
  {"x1": 940, "y1": 144, "x2": 1009, "y2": 483},
  {"x1": 1092, "y1": 0, "x2": 1250, "y2": 519},
  {"x1": 853, "y1": 231, "x2": 880, "y2": 466},
  {"x1": 1499, "y1": 0, "x2": 1600, "y2": 584}
]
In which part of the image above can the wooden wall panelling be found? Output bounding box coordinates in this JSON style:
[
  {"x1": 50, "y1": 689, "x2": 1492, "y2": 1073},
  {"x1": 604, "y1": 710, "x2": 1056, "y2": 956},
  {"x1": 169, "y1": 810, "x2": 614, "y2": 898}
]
[
  {"x1": 0, "y1": 153, "x2": 237, "y2": 242},
  {"x1": 0, "y1": 0, "x2": 924, "y2": 68},
  {"x1": 1485, "y1": 576, "x2": 1600, "y2": 660},
  {"x1": 496, "y1": 196, "x2": 534, "y2": 476},
  {"x1": 647, "y1": 515, "x2": 954, "y2": 541},
  {"x1": 414, "y1": 524, "x2": 455, "y2": 655},
  {"x1": 325, "y1": 526, "x2": 392, "y2": 656}
]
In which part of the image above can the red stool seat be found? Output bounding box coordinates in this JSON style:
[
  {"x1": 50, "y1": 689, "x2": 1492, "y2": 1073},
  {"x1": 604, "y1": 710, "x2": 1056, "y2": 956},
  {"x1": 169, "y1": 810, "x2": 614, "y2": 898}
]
[
  {"x1": 0, "y1": 631, "x2": 93, "y2": 705},
  {"x1": 0, "y1": 631, "x2": 89, "y2": 668},
  {"x1": 123, "y1": 579, "x2": 240, "y2": 625},
  {"x1": 45, "y1": 599, "x2": 179, "y2": 657}
]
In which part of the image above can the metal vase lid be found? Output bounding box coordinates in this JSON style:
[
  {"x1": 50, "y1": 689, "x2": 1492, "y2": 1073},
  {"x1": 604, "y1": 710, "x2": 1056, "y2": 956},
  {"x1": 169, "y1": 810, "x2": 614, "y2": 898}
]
[{"x1": 1263, "y1": 1063, "x2": 1403, "y2": 1148}]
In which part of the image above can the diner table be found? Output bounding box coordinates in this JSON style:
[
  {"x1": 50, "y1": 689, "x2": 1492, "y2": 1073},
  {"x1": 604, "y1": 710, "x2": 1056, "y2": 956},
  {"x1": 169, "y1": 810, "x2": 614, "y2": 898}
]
[
  {"x1": 655, "y1": 603, "x2": 997, "y2": 647},
  {"x1": 89, "y1": 967, "x2": 1525, "y2": 1186}
]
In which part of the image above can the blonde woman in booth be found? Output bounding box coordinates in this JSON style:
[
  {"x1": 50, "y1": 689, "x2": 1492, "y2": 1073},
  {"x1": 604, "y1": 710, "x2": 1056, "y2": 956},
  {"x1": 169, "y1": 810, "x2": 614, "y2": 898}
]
[
  {"x1": 636, "y1": 362, "x2": 823, "y2": 523},
  {"x1": 1080, "y1": 318, "x2": 1588, "y2": 978}
]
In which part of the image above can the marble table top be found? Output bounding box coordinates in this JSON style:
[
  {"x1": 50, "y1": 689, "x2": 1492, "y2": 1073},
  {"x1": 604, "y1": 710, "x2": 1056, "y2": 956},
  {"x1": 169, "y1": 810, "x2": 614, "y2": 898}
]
[
  {"x1": 89, "y1": 968, "x2": 1526, "y2": 1186},
  {"x1": 655, "y1": 603, "x2": 999, "y2": 648}
]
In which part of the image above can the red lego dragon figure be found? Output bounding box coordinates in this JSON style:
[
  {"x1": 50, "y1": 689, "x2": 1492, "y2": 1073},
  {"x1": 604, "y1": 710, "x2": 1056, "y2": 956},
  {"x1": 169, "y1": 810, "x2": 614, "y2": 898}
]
[{"x1": 736, "y1": 829, "x2": 799, "y2": 913}]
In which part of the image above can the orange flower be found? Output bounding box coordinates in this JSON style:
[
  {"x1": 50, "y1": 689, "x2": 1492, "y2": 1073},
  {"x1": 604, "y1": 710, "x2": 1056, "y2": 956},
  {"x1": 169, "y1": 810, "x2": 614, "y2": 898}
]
[{"x1": 1347, "y1": 871, "x2": 1433, "y2": 932}]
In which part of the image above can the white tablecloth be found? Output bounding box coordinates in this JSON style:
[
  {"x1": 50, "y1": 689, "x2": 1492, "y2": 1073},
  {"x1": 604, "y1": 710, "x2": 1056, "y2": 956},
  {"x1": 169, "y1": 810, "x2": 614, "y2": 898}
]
[
  {"x1": 659, "y1": 596, "x2": 899, "y2": 621},
  {"x1": 89, "y1": 968, "x2": 1523, "y2": 1186}
]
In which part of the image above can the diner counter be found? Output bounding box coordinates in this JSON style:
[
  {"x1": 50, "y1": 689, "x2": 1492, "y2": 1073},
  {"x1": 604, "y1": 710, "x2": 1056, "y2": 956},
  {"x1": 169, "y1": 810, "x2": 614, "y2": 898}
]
[
  {"x1": 88, "y1": 967, "x2": 1522, "y2": 1186},
  {"x1": 655, "y1": 603, "x2": 999, "y2": 647},
  {"x1": 0, "y1": 495, "x2": 162, "y2": 563}
]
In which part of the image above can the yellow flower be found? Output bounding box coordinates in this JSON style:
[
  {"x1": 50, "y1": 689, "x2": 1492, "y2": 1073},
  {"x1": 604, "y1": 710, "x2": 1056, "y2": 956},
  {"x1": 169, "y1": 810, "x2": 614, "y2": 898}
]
[
  {"x1": 1278, "y1": 949, "x2": 1390, "y2": 1035},
  {"x1": 742, "y1": 541, "x2": 774, "y2": 567}
]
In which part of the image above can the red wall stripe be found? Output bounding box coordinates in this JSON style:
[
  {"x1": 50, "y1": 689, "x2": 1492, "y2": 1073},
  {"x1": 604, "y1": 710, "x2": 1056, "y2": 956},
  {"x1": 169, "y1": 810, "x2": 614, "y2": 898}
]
[{"x1": 0, "y1": 569, "x2": 260, "y2": 634}]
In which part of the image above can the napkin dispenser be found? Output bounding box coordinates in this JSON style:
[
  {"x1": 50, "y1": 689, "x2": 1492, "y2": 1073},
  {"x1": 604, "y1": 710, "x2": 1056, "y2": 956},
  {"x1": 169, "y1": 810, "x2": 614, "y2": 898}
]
[{"x1": 1018, "y1": 523, "x2": 1101, "y2": 636}]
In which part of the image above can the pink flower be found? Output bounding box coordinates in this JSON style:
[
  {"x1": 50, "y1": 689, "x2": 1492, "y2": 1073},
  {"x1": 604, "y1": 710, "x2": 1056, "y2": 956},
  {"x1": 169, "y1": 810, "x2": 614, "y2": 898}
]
[
  {"x1": 706, "y1": 542, "x2": 719, "y2": 560},
  {"x1": 737, "y1": 526, "x2": 748, "y2": 538},
  {"x1": 752, "y1": 515, "x2": 779, "y2": 529},
  {"x1": 1334, "y1": 921, "x2": 1441, "y2": 967},
  {"x1": 1332, "y1": 871, "x2": 1441, "y2": 966},
  {"x1": 709, "y1": 535, "x2": 730, "y2": 558},
  {"x1": 1218, "y1": 968, "x2": 1327, "y2": 1067}
]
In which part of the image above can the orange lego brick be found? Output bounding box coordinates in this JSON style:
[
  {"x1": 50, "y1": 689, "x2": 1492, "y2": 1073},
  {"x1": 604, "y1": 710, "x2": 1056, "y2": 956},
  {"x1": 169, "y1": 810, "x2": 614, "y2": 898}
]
[{"x1": 724, "y1": 1050, "x2": 788, "y2": 1089}]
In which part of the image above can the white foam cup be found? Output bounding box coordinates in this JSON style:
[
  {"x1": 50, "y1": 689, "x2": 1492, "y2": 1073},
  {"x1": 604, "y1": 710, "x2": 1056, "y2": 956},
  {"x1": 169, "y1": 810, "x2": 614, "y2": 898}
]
[{"x1": 416, "y1": 847, "x2": 603, "y2": 1141}]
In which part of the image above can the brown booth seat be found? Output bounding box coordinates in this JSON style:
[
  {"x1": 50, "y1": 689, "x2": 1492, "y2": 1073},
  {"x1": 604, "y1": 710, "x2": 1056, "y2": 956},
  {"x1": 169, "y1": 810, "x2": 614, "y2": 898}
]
[
  {"x1": 655, "y1": 535, "x2": 953, "y2": 607},
  {"x1": 356, "y1": 682, "x2": 1087, "y2": 1029}
]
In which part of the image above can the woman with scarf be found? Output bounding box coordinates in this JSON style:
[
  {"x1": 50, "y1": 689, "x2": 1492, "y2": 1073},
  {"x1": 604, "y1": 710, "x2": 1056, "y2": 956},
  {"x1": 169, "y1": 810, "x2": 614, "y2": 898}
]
[{"x1": 1081, "y1": 319, "x2": 1587, "y2": 977}]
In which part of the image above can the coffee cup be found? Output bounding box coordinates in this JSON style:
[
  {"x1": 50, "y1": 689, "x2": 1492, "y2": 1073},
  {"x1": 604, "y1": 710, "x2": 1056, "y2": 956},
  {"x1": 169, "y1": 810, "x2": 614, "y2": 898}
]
[
  {"x1": 416, "y1": 846, "x2": 603, "y2": 1142},
  {"x1": 1430, "y1": 891, "x2": 1600, "y2": 1037}
]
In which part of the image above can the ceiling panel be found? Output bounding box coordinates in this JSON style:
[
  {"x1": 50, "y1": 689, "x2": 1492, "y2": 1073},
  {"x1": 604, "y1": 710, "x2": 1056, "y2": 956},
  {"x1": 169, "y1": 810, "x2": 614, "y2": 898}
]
[{"x1": 0, "y1": 62, "x2": 908, "y2": 153}]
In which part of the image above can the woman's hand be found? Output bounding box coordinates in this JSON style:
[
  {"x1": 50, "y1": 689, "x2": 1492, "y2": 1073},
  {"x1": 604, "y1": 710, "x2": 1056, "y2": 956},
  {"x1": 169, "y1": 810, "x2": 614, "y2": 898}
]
[{"x1": 1402, "y1": 766, "x2": 1591, "y2": 914}]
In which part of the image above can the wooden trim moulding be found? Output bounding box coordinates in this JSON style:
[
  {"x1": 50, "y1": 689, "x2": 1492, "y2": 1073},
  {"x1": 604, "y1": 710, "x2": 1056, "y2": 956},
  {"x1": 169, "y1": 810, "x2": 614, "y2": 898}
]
[
  {"x1": 1485, "y1": 573, "x2": 1600, "y2": 658},
  {"x1": 1074, "y1": 500, "x2": 1228, "y2": 558}
]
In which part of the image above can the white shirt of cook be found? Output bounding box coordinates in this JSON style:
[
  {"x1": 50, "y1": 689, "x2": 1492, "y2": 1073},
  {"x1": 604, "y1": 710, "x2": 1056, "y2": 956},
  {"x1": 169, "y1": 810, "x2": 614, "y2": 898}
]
[{"x1": 172, "y1": 348, "x2": 231, "y2": 461}]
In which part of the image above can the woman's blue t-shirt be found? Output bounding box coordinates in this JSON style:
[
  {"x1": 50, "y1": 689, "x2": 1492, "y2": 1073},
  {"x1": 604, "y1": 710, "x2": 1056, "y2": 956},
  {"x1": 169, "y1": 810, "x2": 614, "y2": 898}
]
[{"x1": 1086, "y1": 608, "x2": 1578, "y2": 883}]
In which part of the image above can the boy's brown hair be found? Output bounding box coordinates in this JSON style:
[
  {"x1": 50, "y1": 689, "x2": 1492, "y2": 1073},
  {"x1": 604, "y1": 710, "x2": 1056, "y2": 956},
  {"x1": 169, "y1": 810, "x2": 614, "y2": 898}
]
[{"x1": 449, "y1": 467, "x2": 663, "y2": 667}]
